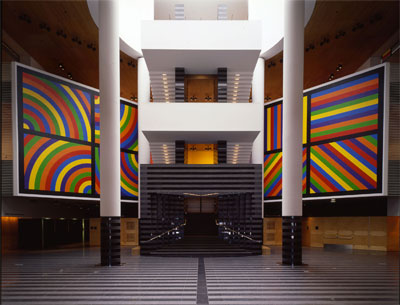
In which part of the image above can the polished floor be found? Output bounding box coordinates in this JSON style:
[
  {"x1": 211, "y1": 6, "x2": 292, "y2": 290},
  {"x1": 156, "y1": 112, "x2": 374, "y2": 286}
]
[{"x1": 1, "y1": 246, "x2": 399, "y2": 305}]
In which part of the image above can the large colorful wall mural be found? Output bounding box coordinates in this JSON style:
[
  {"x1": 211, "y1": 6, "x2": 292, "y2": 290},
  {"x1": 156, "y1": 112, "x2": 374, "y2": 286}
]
[
  {"x1": 15, "y1": 64, "x2": 138, "y2": 200},
  {"x1": 264, "y1": 65, "x2": 386, "y2": 200}
]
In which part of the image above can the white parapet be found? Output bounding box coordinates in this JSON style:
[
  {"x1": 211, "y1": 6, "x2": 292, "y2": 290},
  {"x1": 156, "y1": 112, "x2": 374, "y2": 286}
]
[
  {"x1": 141, "y1": 20, "x2": 261, "y2": 74},
  {"x1": 140, "y1": 102, "x2": 261, "y2": 144}
]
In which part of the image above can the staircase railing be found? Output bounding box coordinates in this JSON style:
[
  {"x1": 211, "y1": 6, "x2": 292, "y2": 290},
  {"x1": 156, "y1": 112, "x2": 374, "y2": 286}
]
[
  {"x1": 215, "y1": 220, "x2": 262, "y2": 243},
  {"x1": 142, "y1": 221, "x2": 186, "y2": 243}
]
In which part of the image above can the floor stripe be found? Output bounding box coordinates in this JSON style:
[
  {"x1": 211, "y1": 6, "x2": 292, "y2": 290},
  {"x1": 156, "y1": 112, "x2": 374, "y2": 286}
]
[{"x1": 196, "y1": 258, "x2": 209, "y2": 305}]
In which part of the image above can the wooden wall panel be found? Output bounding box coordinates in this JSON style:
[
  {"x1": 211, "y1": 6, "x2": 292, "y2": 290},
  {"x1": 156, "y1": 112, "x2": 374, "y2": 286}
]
[
  {"x1": 265, "y1": 217, "x2": 394, "y2": 252},
  {"x1": 302, "y1": 217, "x2": 311, "y2": 247},
  {"x1": 186, "y1": 76, "x2": 217, "y2": 103},
  {"x1": 369, "y1": 216, "x2": 387, "y2": 251},
  {"x1": 1, "y1": 217, "x2": 19, "y2": 251},
  {"x1": 309, "y1": 217, "x2": 324, "y2": 247},
  {"x1": 89, "y1": 218, "x2": 100, "y2": 246},
  {"x1": 263, "y1": 217, "x2": 282, "y2": 246},
  {"x1": 2, "y1": 104, "x2": 12, "y2": 160},
  {"x1": 387, "y1": 216, "x2": 400, "y2": 252},
  {"x1": 121, "y1": 218, "x2": 139, "y2": 246},
  {"x1": 90, "y1": 218, "x2": 139, "y2": 247}
]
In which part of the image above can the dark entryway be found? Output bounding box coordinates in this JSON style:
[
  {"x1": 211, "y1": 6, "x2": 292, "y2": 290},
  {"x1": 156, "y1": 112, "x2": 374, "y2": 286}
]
[{"x1": 184, "y1": 196, "x2": 218, "y2": 236}]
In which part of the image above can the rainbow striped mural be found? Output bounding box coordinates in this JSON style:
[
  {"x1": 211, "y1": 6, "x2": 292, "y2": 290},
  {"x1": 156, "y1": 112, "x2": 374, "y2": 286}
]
[
  {"x1": 24, "y1": 134, "x2": 92, "y2": 194},
  {"x1": 94, "y1": 148, "x2": 138, "y2": 198},
  {"x1": 264, "y1": 97, "x2": 308, "y2": 153},
  {"x1": 17, "y1": 65, "x2": 139, "y2": 200},
  {"x1": 94, "y1": 95, "x2": 100, "y2": 144},
  {"x1": 264, "y1": 67, "x2": 384, "y2": 199},
  {"x1": 264, "y1": 152, "x2": 282, "y2": 197},
  {"x1": 94, "y1": 98, "x2": 138, "y2": 151},
  {"x1": 264, "y1": 148, "x2": 307, "y2": 198},
  {"x1": 22, "y1": 72, "x2": 91, "y2": 141},
  {"x1": 264, "y1": 103, "x2": 282, "y2": 151},
  {"x1": 310, "y1": 73, "x2": 379, "y2": 143},
  {"x1": 310, "y1": 134, "x2": 378, "y2": 194},
  {"x1": 121, "y1": 152, "x2": 138, "y2": 197},
  {"x1": 120, "y1": 103, "x2": 138, "y2": 151}
]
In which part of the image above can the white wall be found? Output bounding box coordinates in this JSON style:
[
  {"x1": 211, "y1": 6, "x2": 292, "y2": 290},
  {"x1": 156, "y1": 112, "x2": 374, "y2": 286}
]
[
  {"x1": 154, "y1": 0, "x2": 248, "y2": 20},
  {"x1": 142, "y1": 20, "x2": 261, "y2": 51},
  {"x1": 140, "y1": 103, "x2": 262, "y2": 140}
]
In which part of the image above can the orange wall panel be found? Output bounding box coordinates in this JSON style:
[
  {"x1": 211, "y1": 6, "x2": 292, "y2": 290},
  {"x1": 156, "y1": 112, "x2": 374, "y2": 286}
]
[
  {"x1": 387, "y1": 216, "x2": 400, "y2": 252},
  {"x1": 1, "y1": 217, "x2": 19, "y2": 251}
]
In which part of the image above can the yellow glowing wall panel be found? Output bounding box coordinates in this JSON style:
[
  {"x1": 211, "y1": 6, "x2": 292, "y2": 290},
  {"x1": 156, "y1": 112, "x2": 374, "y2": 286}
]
[{"x1": 186, "y1": 144, "x2": 216, "y2": 164}]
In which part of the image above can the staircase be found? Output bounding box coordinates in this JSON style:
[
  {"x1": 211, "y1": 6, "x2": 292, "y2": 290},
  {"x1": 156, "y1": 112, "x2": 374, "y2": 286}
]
[{"x1": 149, "y1": 235, "x2": 253, "y2": 257}]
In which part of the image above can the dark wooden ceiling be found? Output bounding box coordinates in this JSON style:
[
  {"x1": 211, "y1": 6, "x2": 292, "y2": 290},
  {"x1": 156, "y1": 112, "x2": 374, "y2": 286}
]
[
  {"x1": 2, "y1": 0, "x2": 137, "y2": 100},
  {"x1": 265, "y1": 0, "x2": 399, "y2": 100},
  {"x1": 2, "y1": 1, "x2": 399, "y2": 102}
]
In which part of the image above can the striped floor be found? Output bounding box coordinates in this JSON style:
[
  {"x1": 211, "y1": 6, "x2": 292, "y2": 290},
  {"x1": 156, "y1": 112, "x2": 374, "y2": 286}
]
[{"x1": 1, "y1": 247, "x2": 399, "y2": 305}]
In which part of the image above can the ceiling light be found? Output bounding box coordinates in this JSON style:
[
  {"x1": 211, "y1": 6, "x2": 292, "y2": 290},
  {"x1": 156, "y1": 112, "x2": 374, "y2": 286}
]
[
  {"x1": 162, "y1": 73, "x2": 167, "y2": 76},
  {"x1": 235, "y1": 74, "x2": 240, "y2": 77},
  {"x1": 234, "y1": 77, "x2": 240, "y2": 81},
  {"x1": 234, "y1": 82, "x2": 239, "y2": 85},
  {"x1": 234, "y1": 86, "x2": 238, "y2": 89}
]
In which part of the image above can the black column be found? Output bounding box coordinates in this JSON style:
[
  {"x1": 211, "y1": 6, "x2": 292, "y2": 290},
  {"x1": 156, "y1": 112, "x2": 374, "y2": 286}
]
[
  {"x1": 217, "y1": 68, "x2": 227, "y2": 103},
  {"x1": 217, "y1": 140, "x2": 227, "y2": 164},
  {"x1": 100, "y1": 217, "x2": 121, "y2": 266},
  {"x1": 175, "y1": 67, "x2": 185, "y2": 102},
  {"x1": 175, "y1": 140, "x2": 185, "y2": 164},
  {"x1": 282, "y1": 216, "x2": 302, "y2": 265}
]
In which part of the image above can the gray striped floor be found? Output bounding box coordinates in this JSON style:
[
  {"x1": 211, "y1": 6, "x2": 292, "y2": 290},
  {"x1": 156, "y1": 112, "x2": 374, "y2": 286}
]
[
  {"x1": 1, "y1": 247, "x2": 399, "y2": 305},
  {"x1": 205, "y1": 248, "x2": 399, "y2": 305}
]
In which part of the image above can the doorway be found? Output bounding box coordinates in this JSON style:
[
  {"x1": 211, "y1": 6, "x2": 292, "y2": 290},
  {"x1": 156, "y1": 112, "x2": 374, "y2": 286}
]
[{"x1": 184, "y1": 196, "x2": 217, "y2": 235}]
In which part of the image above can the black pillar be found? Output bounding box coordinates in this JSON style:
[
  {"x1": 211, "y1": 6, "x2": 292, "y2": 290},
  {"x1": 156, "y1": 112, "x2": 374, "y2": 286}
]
[
  {"x1": 175, "y1": 67, "x2": 185, "y2": 102},
  {"x1": 100, "y1": 217, "x2": 121, "y2": 266},
  {"x1": 217, "y1": 68, "x2": 227, "y2": 102},
  {"x1": 282, "y1": 216, "x2": 302, "y2": 265},
  {"x1": 217, "y1": 140, "x2": 227, "y2": 164},
  {"x1": 175, "y1": 140, "x2": 185, "y2": 164}
]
